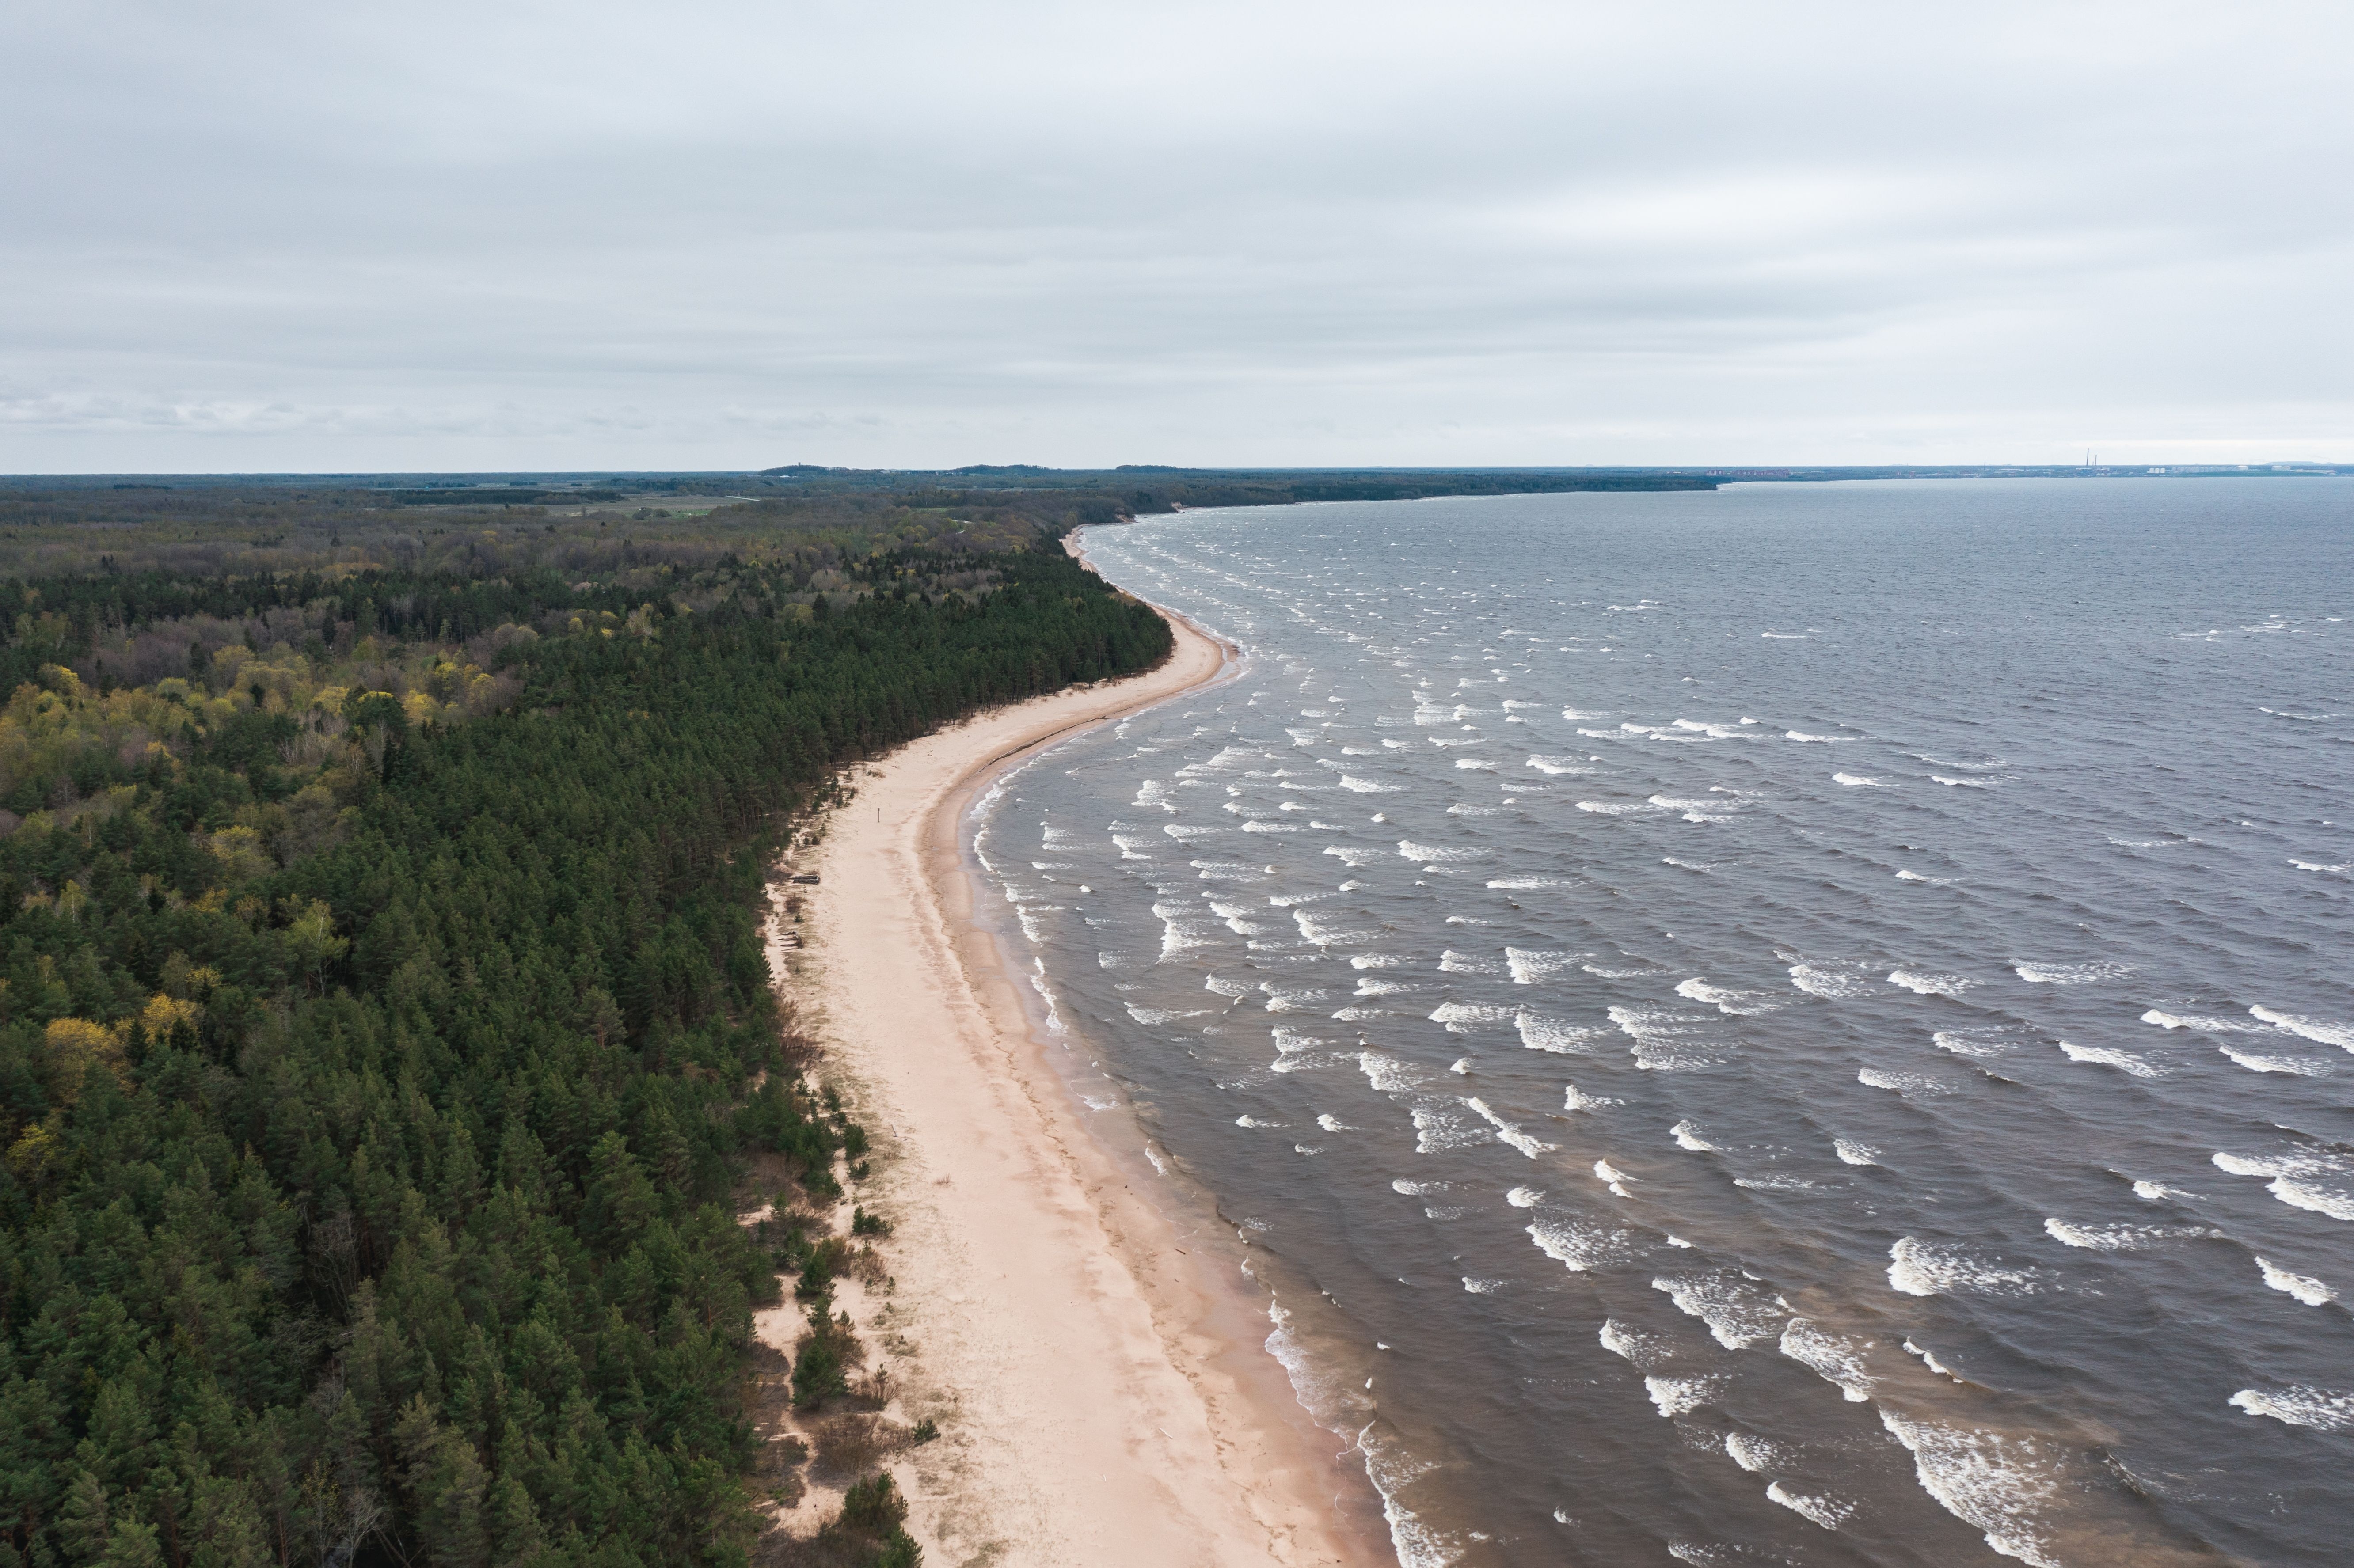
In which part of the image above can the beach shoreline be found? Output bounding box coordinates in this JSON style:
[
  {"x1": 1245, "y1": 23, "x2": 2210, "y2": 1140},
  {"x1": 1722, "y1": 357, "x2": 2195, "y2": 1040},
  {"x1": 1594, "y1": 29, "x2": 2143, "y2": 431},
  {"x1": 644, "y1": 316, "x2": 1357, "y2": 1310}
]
[{"x1": 768, "y1": 555, "x2": 1388, "y2": 1565}]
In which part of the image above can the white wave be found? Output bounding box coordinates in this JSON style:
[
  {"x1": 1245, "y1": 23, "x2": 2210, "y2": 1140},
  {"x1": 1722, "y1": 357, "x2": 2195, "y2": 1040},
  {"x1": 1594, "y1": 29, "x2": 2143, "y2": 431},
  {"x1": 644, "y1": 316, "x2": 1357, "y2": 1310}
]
[
  {"x1": 2257, "y1": 1257, "x2": 2335, "y2": 1306},
  {"x1": 1241, "y1": 820, "x2": 1302, "y2": 834},
  {"x1": 2271, "y1": 1179, "x2": 2354, "y2": 1221},
  {"x1": 1669, "y1": 1121, "x2": 1718, "y2": 1152},
  {"x1": 1768, "y1": 1483, "x2": 1857, "y2": 1531},
  {"x1": 1833, "y1": 773, "x2": 1886, "y2": 787},
  {"x1": 1725, "y1": 1431, "x2": 1796, "y2": 1474},
  {"x1": 1296, "y1": 911, "x2": 1380, "y2": 945},
  {"x1": 2133, "y1": 1179, "x2": 2194, "y2": 1202},
  {"x1": 1786, "y1": 731, "x2": 1849, "y2": 743},
  {"x1": 2290, "y1": 858, "x2": 2352, "y2": 873},
  {"x1": 1439, "y1": 949, "x2": 1502, "y2": 974},
  {"x1": 1013, "y1": 904, "x2": 1065, "y2": 944},
  {"x1": 1126, "y1": 1004, "x2": 1212, "y2": 1025},
  {"x1": 1391, "y1": 1178, "x2": 1446, "y2": 1195},
  {"x1": 1672, "y1": 718, "x2": 1765, "y2": 740},
  {"x1": 1593, "y1": 1158, "x2": 1632, "y2": 1186},
  {"x1": 1650, "y1": 1272, "x2": 1788, "y2": 1349},
  {"x1": 1608, "y1": 1003, "x2": 1723, "y2": 1072},
  {"x1": 1645, "y1": 1373, "x2": 1728, "y2": 1418},
  {"x1": 1526, "y1": 756, "x2": 1595, "y2": 775},
  {"x1": 1789, "y1": 963, "x2": 1871, "y2": 999},
  {"x1": 1358, "y1": 1051, "x2": 1425, "y2": 1093},
  {"x1": 1894, "y1": 869, "x2": 1953, "y2": 884},
  {"x1": 1339, "y1": 775, "x2": 1403, "y2": 793},
  {"x1": 1859, "y1": 1068, "x2": 1949, "y2": 1096},
  {"x1": 1235, "y1": 1115, "x2": 1280, "y2": 1128},
  {"x1": 1734, "y1": 1173, "x2": 1819, "y2": 1192},
  {"x1": 1674, "y1": 976, "x2": 1783, "y2": 1015},
  {"x1": 1903, "y1": 1338, "x2": 1963, "y2": 1379},
  {"x1": 2251, "y1": 1006, "x2": 2354, "y2": 1051},
  {"x1": 1780, "y1": 1318, "x2": 1876, "y2": 1402},
  {"x1": 1527, "y1": 1216, "x2": 1642, "y2": 1272},
  {"x1": 1453, "y1": 758, "x2": 1498, "y2": 771},
  {"x1": 1461, "y1": 1276, "x2": 1506, "y2": 1294},
  {"x1": 1505, "y1": 948, "x2": 1578, "y2": 984},
  {"x1": 1517, "y1": 1012, "x2": 1613, "y2": 1054},
  {"x1": 2231, "y1": 1386, "x2": 2354, "y2": 1431},
  {"x1": 1574, "y1": 800, "x2": 1668, "y2": 816},
  {"x1": 1411, "y1": 1104, "x2": 1489, "y2": 1153},
  {"x1": 2042, "y1": 1218, "x2": 2212, "y2": 1250},
  {"x1": 2058, "y1": 1042, "x2": 2162, "y2": 1077},
  {"x1": 1270, "y1": 1025, "x2": 1333, "y2": 1057},
  {"x1": 1888, "y1": 969, "x2": 1973, "y2": 996},
  {"x1": 1465, "y1": 1097, "x2": 1554, "y2": 1158},
  {"x1": 1563, "y1": 1082, "x2": 1618, "y2": 1111},
  {"x1": 1835, "y1": 1139, "x2": 1882, "y2": 1166},
  {"x1": 1889, "y1": 1238, "x2": 2047, "y2": 1297},
  {"x1": 1316, "y1": 1113, "x2": 1350, "y2": 1133},
  {"x1": 1487, "y1": 875, "x2": 1572, "y2": 890},
  {"x1": 1397, "y1": 839, "x2": 1486, "y2": 863},
  {"x1": 2140, "y1": 1007, "x2": 2265, "y2": 1033},
  {"x1": 1598, "y1": 1317, "x2": 1672, "y2": 1368},
  {"x1": 1931, "y1": 1028, "x2": 2015, "y2": 1057},
  {"x1": 1506, "y1": 1185, "x2": 1543, "y2": 1208},
  {"x1": 2014, "y1": 961, "x2": 2133, "y2": 985},
  {"x1": 1429, "y1": 1002, "x2": 1515, "y2": 1026},
  {"x1": 1877, "y1": 1409, "x2": 2066, "y2": 1568},
  {"x1": 2219, "y1": 1044, "x2": 2332, "y2": 1075},
  {"x1": 1648, "y1": 793, "x2": 1748, "y2": 822},
  {"x1": 1930, "y1": 774, "x2": 1991, "y2": 788}
]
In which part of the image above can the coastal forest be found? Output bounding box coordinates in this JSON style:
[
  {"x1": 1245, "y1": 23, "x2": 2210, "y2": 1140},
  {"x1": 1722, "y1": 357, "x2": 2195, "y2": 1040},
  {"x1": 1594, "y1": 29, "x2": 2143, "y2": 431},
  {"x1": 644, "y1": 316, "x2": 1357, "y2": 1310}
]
[{"x1": 0, "y1": 482, "x2": 1171, "y2": 1568}]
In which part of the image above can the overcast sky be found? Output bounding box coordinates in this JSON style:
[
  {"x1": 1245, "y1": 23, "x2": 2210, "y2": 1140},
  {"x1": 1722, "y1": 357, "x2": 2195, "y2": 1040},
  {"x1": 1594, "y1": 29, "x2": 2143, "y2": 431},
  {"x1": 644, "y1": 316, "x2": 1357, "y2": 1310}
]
[{"x1": 4, "y1": 1, "x2": 2349, "y2": 472}]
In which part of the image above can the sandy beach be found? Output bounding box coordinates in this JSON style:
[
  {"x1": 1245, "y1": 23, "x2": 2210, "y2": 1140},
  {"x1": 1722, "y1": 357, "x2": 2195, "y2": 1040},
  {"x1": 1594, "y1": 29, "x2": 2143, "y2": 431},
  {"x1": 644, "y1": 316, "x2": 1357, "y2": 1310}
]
[{"x1": 764, "y1": 581, "x2": 1385, "y2": 1566}]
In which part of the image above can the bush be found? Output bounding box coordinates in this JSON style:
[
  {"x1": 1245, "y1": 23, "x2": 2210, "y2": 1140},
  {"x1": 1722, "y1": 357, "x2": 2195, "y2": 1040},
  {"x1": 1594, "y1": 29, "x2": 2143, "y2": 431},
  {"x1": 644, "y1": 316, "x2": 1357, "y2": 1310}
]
[
  {"x1": 793, "y1": 1308, "x2": 858, "y2": 1409},
  {"x1": 851, "y1": 1206, "x2": 890, "y2": 1237},
  {"x1": 841, "y1": 1472, "x2": 908, "y2": 1532},
  {"x1": 798, "y1": 1235, "x2": 854, "y2": 1299}
]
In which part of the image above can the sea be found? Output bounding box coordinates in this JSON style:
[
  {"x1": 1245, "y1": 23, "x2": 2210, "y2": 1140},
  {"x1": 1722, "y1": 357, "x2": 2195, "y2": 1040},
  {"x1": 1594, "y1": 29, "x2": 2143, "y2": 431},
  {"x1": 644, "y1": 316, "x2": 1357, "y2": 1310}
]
[{"x1": 964, "y1": 479, "x2": 2353, "y2": 1566}]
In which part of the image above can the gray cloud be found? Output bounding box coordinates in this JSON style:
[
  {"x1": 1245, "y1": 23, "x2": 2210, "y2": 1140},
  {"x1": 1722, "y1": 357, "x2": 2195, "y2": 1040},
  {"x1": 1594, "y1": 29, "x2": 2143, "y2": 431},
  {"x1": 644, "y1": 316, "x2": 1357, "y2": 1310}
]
[{"x1": 4, "y1": 0, "x2": 2350, "y2": 469}]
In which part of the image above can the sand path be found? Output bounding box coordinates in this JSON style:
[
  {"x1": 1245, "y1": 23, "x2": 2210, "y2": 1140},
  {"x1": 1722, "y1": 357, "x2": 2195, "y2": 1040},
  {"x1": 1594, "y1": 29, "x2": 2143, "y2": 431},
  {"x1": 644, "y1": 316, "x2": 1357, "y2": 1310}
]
[{"x1": 776, "y1": 590, "x2": 1382, "y2": 1566}]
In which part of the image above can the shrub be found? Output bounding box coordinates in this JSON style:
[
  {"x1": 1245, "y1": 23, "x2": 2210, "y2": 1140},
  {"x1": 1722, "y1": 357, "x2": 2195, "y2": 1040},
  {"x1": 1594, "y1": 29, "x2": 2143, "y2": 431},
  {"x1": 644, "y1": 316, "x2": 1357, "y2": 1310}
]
[{"x1": 840, "y1": 1473, "x2": 907, "y2": 1533}]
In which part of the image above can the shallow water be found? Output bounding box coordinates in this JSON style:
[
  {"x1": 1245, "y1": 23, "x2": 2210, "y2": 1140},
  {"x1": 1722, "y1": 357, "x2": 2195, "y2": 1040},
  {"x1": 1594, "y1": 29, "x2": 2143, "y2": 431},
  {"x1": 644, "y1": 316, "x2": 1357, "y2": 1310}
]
[{"x1": 970, "y1": 479, "x2": 2354, "y2": 1565}]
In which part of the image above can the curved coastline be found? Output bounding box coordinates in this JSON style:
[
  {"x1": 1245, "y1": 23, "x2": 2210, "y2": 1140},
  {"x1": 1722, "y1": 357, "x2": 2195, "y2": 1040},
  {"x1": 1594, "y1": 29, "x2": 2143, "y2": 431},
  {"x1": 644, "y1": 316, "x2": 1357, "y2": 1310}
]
[{"x1": 775, "y1": 544, "x2": 1386, "y2": 1565}]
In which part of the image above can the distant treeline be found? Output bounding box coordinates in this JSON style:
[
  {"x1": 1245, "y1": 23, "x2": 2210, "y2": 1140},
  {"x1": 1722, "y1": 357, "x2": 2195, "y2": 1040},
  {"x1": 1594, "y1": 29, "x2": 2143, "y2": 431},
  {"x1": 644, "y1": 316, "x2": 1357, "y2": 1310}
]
[{"x1": 0, "y1": 517, "x2": 1170, "y2": 1567}]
